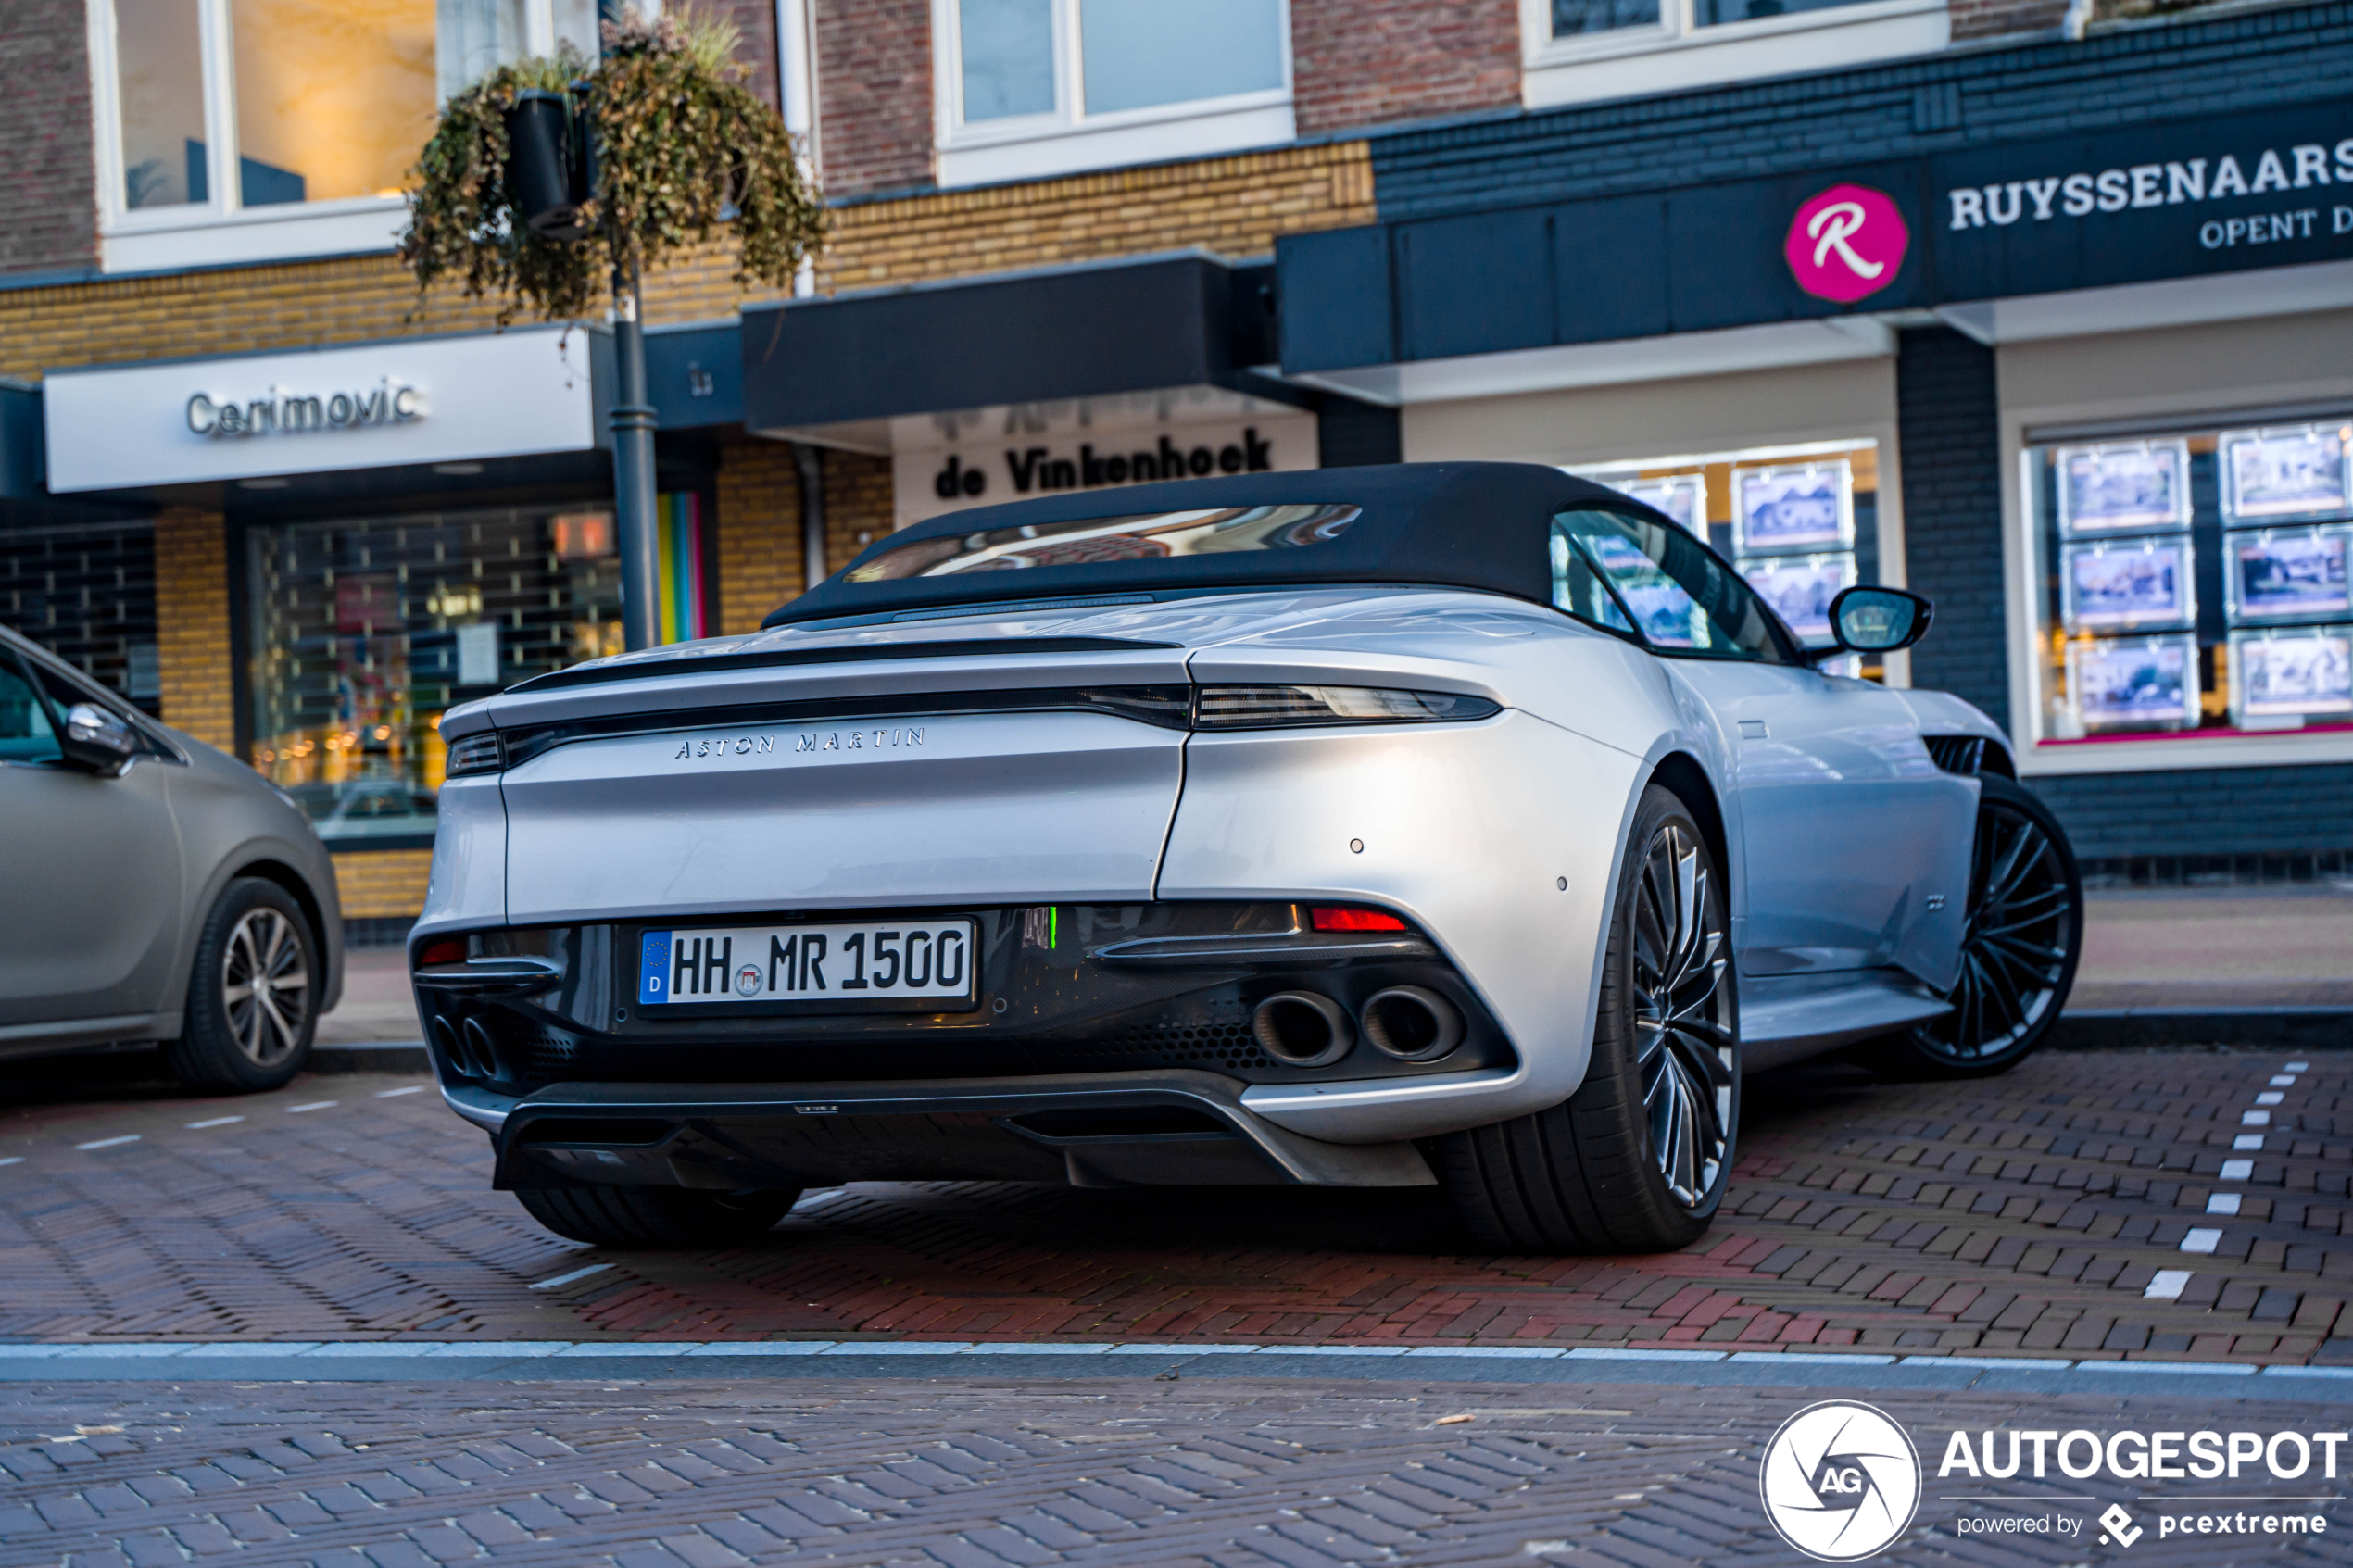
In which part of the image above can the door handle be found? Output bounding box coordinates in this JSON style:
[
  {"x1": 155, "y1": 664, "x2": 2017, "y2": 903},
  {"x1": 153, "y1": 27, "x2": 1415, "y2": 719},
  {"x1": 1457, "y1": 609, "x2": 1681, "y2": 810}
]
[{"x1": 1738, "y1": 720, "x2": 1769, "y2": 740}]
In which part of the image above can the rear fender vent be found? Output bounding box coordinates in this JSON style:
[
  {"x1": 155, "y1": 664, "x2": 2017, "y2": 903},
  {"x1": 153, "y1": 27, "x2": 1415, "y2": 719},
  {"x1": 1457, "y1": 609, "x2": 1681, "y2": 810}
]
[{"x1": 1923, "y1": 734, "x2": 1987, "y2": 776}]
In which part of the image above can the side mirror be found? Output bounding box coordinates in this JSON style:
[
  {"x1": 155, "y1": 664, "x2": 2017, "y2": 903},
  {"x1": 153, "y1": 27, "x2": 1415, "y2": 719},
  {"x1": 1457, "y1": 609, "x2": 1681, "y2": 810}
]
[
  {"x1": 59, "y1": 701, "x2": 137, "y2": 775},
  {"x1": 1814, "y1": 585, "x2": 1933, "y2": 661}
]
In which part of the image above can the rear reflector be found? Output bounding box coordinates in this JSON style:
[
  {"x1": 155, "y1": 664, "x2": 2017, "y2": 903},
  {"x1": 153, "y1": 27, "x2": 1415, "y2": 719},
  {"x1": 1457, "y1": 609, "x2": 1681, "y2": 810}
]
[
  {"x1": 416, "y1": 937, "x2": 467, "y2": 969},
  {"x1": 1310, "y1": 907, "x2": 1409, "y2": 933}
]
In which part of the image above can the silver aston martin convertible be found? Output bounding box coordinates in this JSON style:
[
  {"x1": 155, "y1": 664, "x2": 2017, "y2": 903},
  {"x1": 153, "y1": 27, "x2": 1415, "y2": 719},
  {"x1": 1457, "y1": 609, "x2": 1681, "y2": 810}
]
[{"x1": 413, "y1": 464, "x2": 2082, "y2": 1253}]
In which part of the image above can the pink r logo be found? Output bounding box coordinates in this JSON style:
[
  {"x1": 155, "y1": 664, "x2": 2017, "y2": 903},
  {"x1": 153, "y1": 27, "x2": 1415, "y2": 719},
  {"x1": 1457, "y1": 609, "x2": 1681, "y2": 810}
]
[{"x1": 1784, "y1": 183, "x2": 1909, "y2": 305}]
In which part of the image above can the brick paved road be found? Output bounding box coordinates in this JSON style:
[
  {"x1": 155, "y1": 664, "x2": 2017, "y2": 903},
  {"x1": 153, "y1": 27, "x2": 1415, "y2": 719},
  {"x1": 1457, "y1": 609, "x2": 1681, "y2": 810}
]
[
  {"x1": 4, "y1": 1374, "x2": 2349, "y2": 1566},
  {"x1": 0, "y1": 1046, "x2": 2347, "y2": 1364}
]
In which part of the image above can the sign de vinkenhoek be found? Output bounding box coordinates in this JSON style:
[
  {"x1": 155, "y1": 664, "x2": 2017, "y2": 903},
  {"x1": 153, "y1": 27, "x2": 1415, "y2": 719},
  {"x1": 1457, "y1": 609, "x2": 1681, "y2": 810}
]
[{"x1": 891, "y1": 413, "x2": 1317, "y2": 526}]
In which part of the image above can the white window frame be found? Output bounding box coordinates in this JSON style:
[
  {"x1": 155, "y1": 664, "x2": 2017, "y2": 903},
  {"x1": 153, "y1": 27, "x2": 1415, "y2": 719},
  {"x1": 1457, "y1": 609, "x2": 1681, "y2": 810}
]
[
  {"x1": 86, "y1": 0, "x2": 586, "y2": 273},
  {"x1": 931, "y1": 0, "x2": 1295, "y2": 190},
  {"x1": 1518, "y1": 0, "x2": 1948, "y2": 111}
]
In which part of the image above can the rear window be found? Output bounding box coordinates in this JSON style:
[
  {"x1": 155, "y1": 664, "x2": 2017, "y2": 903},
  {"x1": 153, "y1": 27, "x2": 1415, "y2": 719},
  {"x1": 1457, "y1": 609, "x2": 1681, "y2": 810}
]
[{"x1": 845, "y1": 504, "x2": 1362, "y2": 583}]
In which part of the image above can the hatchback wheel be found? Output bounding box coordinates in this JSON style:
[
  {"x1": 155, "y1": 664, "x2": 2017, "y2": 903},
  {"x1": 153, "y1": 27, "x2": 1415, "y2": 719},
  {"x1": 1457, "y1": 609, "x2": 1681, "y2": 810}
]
[
  {"x1": 1432, "y1": 785, "x2": 1739, "y2": 1252},
  {"x1": 514, "y1": 1186, "x2": 805, "y2": 1248},
  {"x1": 1865, "y1": 775, "x2": 2082, "y2": 1079},
  {"x1": 164, "y1": 877, "x2": 319, "y2": 1093}
]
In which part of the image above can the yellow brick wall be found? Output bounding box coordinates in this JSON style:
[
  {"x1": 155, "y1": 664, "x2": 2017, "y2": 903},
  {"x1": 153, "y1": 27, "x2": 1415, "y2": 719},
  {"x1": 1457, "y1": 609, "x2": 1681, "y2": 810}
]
[
  {"x1": 331, "y1": 848, "x2": 434, "y2": 921},
  {"x1": 822, "y1": 451, "x2": 896, "y2": 576},
  {"x1": 153, "y1": 508, "x2": 234, "y2": 752},
  {"x1": 715, "y1": 435, "x2": 806, "y2": 634},
  {"x1": 0, "y1": 244, "x2": 777, "y2": 383},
  {"x1": 817, "y1": 141, "x2": 1378, "y2": 292},
  {"x1": 0, "y1": 144, "x2": 1375, "y2": 381}
]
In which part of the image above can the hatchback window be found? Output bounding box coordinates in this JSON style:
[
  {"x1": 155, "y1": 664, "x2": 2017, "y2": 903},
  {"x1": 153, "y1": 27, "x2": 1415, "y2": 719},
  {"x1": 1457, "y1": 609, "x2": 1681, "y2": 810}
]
[
  {"x1": 0, "y1": 657, "x2": 63, "y2": 764},
  {"x1": 1550, "y1": 509, "x2": 1793, "y2": 662}
]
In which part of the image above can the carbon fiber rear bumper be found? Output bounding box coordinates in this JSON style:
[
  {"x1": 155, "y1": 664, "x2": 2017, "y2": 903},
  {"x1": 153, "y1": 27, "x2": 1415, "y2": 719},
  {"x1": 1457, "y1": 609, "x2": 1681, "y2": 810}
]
[{"x1": 465, "y1": 1070, "x2": 1437, "y2": 1191}]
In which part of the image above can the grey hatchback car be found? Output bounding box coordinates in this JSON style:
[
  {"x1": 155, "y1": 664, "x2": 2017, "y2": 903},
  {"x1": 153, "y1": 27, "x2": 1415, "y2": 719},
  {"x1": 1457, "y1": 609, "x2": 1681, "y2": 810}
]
[{"x1": 0, "y1": 626, "x2": 344, "y2": 1090}]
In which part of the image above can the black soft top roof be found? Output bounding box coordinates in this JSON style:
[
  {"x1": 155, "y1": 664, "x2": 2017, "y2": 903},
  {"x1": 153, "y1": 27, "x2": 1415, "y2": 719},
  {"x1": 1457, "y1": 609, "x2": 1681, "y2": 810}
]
[{"x1": 764, "y1": 462, "x2": 1643, "y2": 627}]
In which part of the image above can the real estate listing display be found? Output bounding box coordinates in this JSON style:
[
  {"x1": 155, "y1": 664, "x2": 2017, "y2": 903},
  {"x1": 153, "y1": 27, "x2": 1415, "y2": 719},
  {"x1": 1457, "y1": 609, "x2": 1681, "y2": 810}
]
[
  {"x1": 1616, "y1": 473, "x2": 1705, "y2": 533},
  {"x1": 2220, "y1": 425, "x2": 2353, "y2": 526},
  {"x1": 2054, "y1": 440, "x2": 2192, "y2": 537},
  {"x1": 2066, "y1": 633, "x2": 2202, "y2": 733},
  {"x1": 2027, "y1": 415, "x2": 2353, "y2": 746},
  {"x1": 2225, "y1": 528, "x2": 2353, "y2": 623},
  {"x1": 1732, "y1": 461, "x2": 1855, "y2": 557},
  {"x1": 2230, "y1": 628, "x2": 2353, "y2": 723},
  {"x1": 2060, "y1": 538, "x2": 2196, "y2": 633},
  {"x1": 1740, "y1": 554, "x2": 1856, "y2": 642}
]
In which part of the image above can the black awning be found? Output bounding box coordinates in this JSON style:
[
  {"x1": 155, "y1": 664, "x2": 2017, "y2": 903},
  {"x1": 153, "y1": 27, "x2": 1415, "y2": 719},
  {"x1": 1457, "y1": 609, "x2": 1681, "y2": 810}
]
[{"x1": 741, "y1": 252, "x2": 1280, "y2": 444}]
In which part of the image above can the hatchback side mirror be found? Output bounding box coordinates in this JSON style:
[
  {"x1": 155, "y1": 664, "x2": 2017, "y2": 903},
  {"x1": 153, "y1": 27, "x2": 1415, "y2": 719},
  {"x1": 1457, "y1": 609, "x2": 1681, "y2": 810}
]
[
  {"x1": 59, "y1": 701, "x2": 137, "y2": 775},
  {"x1": 1814, "y1": 586, "x2": 1933, "y2": 661}
]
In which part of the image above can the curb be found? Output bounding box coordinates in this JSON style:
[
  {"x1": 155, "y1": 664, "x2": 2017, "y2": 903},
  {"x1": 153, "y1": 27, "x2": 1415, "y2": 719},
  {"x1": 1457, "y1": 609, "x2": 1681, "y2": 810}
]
[
  {"x1": 3, "y1": 1339, "x2": 2350, "y2": 1400},
  {"x1": 2053, "y1": 1007, "x2": 2353, "y2": 1050},
  {"x1": 307, "y1": 1041, "x2": 432, "y2": 1074}
]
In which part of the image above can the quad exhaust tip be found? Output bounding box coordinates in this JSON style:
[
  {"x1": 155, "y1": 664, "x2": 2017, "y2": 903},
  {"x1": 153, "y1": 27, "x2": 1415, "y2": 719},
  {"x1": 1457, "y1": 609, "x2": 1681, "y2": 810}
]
[
  {"x1": 1252, "y1": 991, "x2": 1354, "y2": 1067},
  {"x1": 1360, "y1": 986, "x2": 1464, "y2": 1062},
  {"x1": 433, "y1": 1014, "x2": 501, "y2": 1080}
]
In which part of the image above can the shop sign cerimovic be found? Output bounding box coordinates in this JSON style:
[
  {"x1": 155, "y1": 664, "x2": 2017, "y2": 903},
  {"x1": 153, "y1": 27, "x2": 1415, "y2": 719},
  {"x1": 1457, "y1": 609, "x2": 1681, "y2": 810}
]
[
  {"x1": 42, "y1": 327, "x2": 598, "y2": 494},
  {"x1": 1759, "y1": 1399, "x2": 2343, "y2": 1559}
]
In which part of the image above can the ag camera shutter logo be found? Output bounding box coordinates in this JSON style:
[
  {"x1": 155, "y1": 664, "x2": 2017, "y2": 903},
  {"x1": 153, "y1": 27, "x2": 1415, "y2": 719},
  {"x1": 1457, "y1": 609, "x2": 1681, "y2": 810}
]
[{"x1": 1760, "y1": 1400, "x2": 1922, "y2": 1560}]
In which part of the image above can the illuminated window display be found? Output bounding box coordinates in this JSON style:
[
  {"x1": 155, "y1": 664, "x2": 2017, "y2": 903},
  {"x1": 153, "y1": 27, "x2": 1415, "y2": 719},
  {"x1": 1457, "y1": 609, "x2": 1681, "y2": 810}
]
[
  {"x1": 2023, "y1": 420, "x2": 2353, "y2": 749},
  {"x1": 1579, "y1": 438, "x2": 1882, "y2": 671}
]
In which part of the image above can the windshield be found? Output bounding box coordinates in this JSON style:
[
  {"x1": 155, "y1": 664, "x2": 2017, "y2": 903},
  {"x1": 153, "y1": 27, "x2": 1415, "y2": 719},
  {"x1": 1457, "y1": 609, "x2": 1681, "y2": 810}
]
[{"x1": 846, "y1": 504, "x2": 1361, "y2": 582}]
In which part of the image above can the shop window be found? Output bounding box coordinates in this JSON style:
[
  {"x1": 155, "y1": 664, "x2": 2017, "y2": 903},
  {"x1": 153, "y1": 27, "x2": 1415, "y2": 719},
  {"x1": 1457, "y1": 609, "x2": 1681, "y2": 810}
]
[
  {"x1": 2020, "y1": 420, "x2": 2353, "y2": 763},
  {"x1": 1577, "y1": 438, "x2": 1886, "y2": 677},
  {"x1": 1522, "y1": 0, "x2": 1947, "y2": 110},
  {"x1": 935, "y1": 0, "x2": 1291, "y2": 186},
  {"x1": 0, "y1": 521, "x2": 162, "y2": 716},
  {"x1": 245, "y1": 504, "x2": 623, "y2": 847},
  {"x1": 94, "y1": 0, "x2": 601, "y2": 269}
]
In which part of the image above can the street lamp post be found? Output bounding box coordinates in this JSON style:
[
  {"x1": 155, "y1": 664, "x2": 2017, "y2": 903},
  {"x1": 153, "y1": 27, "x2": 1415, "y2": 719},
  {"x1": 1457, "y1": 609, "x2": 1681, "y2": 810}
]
[{"x1": 610, "y1": 262, "x2": 661, "y2": 651}]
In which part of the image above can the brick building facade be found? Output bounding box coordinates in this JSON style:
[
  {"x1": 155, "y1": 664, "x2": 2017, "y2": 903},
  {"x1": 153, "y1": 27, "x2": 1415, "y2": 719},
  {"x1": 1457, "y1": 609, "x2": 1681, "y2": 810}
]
[{"x1": 3, "y1": 0, "x2": 2345, "y2": 963}]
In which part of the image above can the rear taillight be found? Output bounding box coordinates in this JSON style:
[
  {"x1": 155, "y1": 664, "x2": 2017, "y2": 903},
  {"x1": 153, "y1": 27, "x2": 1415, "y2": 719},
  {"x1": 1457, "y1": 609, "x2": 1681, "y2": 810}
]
[
  {"x1": 1191, "y1": 685, "x2": 1499, "y2": 728},
  {"x1": 444, "y1": 731, "x2": 505, "y2": 777},
  {"x1": 1310, "y1": 907, "x2": 1410, "y2": 933}
]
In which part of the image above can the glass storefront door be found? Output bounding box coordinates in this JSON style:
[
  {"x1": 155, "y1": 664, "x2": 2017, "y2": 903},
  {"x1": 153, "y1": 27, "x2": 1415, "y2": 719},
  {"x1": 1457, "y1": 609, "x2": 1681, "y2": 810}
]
[{"x1": 245, "y1": 503, "x2": 621, "y2": 847}]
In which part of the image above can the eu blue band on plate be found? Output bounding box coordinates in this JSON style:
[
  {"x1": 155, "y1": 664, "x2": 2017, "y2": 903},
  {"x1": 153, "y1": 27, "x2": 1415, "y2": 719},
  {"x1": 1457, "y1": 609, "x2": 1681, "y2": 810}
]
[{"x1": 638, "y1": 931, "x2": 672, "y2": 1006}]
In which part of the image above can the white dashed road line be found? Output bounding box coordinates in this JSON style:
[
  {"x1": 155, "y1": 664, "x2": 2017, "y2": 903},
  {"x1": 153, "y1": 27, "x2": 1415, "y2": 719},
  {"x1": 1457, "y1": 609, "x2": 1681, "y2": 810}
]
[
  {"x1": 375, "y1": 1086, "x2": 424, "y2": 1098},
  {"x1": 185, "y1": 1116, "x2": 244, "y2": 1129},
  {"x1": 74, "y1": 1135, "x2": 140, "y2": 1151},
  {"x1": 285, "y1": 1101, "x2": 337, "y2": 1113},
  {"x1": 527, "y1": 1264, "x2": 613, "y2": 1291}
]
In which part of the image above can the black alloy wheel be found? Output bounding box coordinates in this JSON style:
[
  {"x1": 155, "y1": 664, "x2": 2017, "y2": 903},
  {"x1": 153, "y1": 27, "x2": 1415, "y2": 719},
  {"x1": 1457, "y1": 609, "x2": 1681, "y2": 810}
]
[
  {"x1": 1869, "y1": 774, "x2": 2082, "y2": 1079},
  {"x1": 1433, "y1": 785, "x2": 1739, "y2": 1253},
  {"x1": 1630, "y1": 817, "x2": 1739, "y2": 1210}
]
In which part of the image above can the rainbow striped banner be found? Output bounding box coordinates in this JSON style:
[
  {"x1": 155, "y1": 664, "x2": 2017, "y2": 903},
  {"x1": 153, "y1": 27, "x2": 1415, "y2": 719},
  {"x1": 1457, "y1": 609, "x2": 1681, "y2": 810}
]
[{"x1": 655, "y1": 492, "x2": 706, "y2": 644}]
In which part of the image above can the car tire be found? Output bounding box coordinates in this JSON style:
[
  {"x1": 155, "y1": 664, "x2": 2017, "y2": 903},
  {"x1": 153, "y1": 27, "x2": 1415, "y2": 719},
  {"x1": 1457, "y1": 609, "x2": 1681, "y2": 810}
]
[
  {"x1": 1861, "y1": 774, "x2": 2082, "y2": 1081},
  {"x1": 513, "y1": 1185, "x2": 805, "y2": 1248},
  {"x1": 1431, "y1": 785, "x2": 1740, "y2": 1253},
  {"x1": 162, "y1": 877, "x2": 320, "y2": 1094}
]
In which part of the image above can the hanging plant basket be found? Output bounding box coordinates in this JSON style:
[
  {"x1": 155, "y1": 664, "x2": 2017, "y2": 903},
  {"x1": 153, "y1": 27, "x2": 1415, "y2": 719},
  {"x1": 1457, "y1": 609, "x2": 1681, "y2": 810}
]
[
  {"x1": 401, "y1": 7, "x2": 824, "y2": 326},
  {"x1": 503, "y1": 89, "x2": 591, "y2": 239}
]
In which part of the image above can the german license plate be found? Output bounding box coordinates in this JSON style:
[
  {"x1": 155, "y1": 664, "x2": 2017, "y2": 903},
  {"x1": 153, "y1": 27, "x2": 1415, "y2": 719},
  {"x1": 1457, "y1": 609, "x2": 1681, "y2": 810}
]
[{"x1": 635, "y1": 920, "x2": 977, "y2": 1008}]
